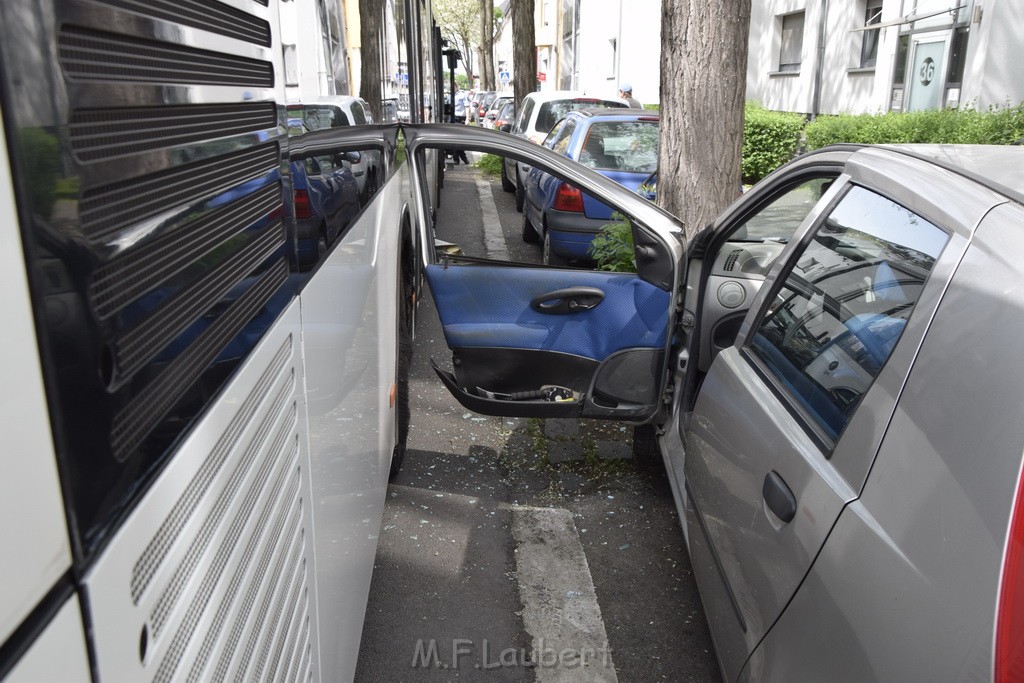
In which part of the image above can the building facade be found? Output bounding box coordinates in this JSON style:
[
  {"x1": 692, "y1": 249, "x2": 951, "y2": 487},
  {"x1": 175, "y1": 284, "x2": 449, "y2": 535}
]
[
  {"x1": 537, "y1": 0, "x2": 661, "y2": 104},
  {"x1": 746, "y1": 0, "x2": 1024, "y2": 115}
]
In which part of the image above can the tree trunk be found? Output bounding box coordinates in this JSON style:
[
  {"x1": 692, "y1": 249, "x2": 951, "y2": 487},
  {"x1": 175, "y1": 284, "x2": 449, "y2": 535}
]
[
  {"x1": 511, "y1": 0, "x2": 536, "y2": 107},
  {"x1": 359, "y1": 0, "x2": 384, "y2": 121},
  {"x1": 480, "y1": 0, "x2": 495, "y2": 89},
  {"x1": 657, "y1": 0, "x2": 751, "y2": 239}
]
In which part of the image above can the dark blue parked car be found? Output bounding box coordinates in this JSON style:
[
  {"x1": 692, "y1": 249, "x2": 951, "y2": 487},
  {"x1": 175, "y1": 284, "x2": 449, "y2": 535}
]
[
  {"x1": 521, "y1": 109, "x2": 659, "y2": 265},
  {"x1": 287, "y1": 118, "x2": 362, "y2": 268}
]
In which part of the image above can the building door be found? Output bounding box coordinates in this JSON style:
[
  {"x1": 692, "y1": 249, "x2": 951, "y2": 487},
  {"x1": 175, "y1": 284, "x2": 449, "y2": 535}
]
[{"x1": 907, "y1": 37, "x2": 946, "y2": 111}]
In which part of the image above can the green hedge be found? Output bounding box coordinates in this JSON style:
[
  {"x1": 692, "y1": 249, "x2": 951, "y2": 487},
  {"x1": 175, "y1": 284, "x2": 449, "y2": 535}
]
[
  {"x1": 805, "y1": 103, "x2": 1024, "y2": 149},
  {"x1": 742, "y1": 102, "x2": 804, "y2": 184}
]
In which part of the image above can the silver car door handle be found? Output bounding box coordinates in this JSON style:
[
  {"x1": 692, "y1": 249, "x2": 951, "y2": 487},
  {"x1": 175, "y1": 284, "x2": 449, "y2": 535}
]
[{"x1": 762, "y1": 470, "x2": 797, "y2": 524}]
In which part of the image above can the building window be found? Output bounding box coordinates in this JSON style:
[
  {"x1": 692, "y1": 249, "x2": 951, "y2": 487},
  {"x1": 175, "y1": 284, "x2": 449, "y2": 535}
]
[
  {"x1": 944, "y1": 26, "x2": 969, "y2": 106},
  {"x1": 890, "y1": 32, "x2": 909, "y2": 110},
  {"x1": 860, "y1": 0, "x2": 883, "y2": 68},
  {"x1": 779, "y1": 12, "x2": 805, "y2": 73}
]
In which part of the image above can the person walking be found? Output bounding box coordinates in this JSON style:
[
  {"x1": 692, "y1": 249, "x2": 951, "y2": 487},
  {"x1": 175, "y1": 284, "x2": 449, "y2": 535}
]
[
  {"x1": 450, "y1": 89, "x2": 470, "y2": 164},
  {"x1": 618, "y1": 83, "x2": 642, "y2": 109},
  {"x1": 453, "y1": 89, "x2": 468, "y2": 124}
]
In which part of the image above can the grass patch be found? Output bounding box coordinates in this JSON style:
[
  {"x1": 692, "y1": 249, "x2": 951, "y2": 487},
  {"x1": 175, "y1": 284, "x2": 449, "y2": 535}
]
[
  {"x1": 54, "y1": 176, "x2": 80, "y2": 200},
  {"x1": 475, "y1": 153, "x2": 504, "y2": 177}
]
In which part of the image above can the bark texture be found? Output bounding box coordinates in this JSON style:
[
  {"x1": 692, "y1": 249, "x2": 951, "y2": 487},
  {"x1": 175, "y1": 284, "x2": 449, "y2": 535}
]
[
  {"x1": 658, "y1": 0, "x2": 751, "y2": 239},
  {"x1": 510, "y1": 0, "x2": 536, "y2": 107},
  {"x1": 480, "y1": 0, "x2": 495, "y2": 89},
  {"x1": 359, "y1": 0, "x2": 384, "y2": 119}
]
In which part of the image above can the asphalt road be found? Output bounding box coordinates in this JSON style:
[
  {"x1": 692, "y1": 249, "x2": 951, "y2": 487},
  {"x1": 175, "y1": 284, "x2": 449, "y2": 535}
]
[{"x1": 354, "y1": 155, "x2": 719, "y2": 682}]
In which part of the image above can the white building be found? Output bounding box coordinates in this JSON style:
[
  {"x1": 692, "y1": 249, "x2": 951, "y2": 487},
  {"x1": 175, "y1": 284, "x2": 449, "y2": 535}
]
[
  {"x1": 746, "y1": 0, "x2": 1024, "y2": 115},
  {"x1": 277, "y1": 0, "x2": 348, "y2": 102},
  {"x1": 538, "y1": 0, "x2": 661, "y2": 104}
]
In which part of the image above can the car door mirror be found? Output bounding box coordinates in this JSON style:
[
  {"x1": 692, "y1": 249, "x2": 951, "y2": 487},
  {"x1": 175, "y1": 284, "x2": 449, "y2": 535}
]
[
  {"x1": 340, "y1": 150, "x2": 362, "y2": 164},
  {"x1": 498, "y1": 123, "x2": 512, "y2": 133}
]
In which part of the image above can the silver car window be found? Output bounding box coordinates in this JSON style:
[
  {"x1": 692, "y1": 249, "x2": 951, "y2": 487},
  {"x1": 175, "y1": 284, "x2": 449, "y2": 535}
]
[{"x1": 749, "y1": 185, "x2": 949, "y2": 443}]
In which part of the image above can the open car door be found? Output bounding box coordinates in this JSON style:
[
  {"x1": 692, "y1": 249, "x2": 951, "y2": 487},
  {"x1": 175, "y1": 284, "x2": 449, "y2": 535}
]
[{"x1": 404, "y1": 124, "x2": 685, "y2": 421}]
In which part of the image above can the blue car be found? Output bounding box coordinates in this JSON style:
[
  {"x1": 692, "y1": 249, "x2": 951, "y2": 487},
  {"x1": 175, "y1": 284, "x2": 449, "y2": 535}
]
[
  {"x1": 287, "y1": 118, "x2": 362, "y2": 268},
  {"x1": 521, "y1": 108, "x2": 659, "y2": 265}
]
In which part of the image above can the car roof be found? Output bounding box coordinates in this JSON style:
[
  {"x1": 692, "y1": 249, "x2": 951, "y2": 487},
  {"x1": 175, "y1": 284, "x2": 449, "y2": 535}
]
[
  {"x1": 568, "y1": 107, "x2": 659, "y2": 120},
  {"x1": 522, "y1": 90, "x2": 626, "y2": 104},
  {"x1": 880, "y1": 144, "x2": 1024, "y2": 204},
  {"x1": 310, "y1": 95, "x2": 363, "y2": 107}
]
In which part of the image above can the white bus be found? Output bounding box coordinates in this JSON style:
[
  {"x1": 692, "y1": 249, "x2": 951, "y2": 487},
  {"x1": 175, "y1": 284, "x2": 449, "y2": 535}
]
[{"x1": 0, "y1": 0, "x2": 441, "y2": 679}]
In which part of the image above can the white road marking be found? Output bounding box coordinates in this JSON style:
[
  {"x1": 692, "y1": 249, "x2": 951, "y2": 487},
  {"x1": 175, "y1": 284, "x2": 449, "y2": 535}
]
[
  {"x1": 476, "y1": 174, "x2": 510, "y2": 261},
  {"x1": 512, "y1": 506, "x2": 618, "y2": 682}
]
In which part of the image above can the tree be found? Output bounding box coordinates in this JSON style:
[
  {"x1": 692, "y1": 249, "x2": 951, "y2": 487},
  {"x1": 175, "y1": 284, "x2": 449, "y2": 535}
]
[
  {"x1": 359, "y1": 0, "x2": 384, "y2": 121},
  {"x1": 479, "y1": 0, "x2": 495, "y2": 90},
  {"x1": 510, "y1": 0, "x2": 536, "y2": 107},
  {"x1": 434, "y1": 0, "x2": 480, "y2": 87},
  {"x1": 657, "y1": 0, "x2": 752, "y2": 239}
]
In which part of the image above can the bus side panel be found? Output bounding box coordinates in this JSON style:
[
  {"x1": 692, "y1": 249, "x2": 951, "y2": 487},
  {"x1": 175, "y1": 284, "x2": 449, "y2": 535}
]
[
  {"x1": 298, "y1": 162, "x2": 410, "y2": 678},
  {"x1": 0, "y1": 111, "x2": 73, "y2": 651},
  {"x1": 4, "y1": 596, "x2": 90, "y2": 682},
  {"x1": 86, "y1": 299, "x2": 319, "y2": 682}
]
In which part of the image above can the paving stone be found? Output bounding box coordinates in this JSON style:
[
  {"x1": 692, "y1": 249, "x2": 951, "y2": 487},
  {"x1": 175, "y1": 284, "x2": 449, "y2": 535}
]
[
  {"x1": 502, "y1": 416, "x2": 528, "y2": 432},
  {"x1": 544, "y1": 418, "x2": 580, "y2": 439},
  {"x1": 557, "y1": 471, "x2": 587, "y2": 493},
  {"x1": 548, "y1": 440, "x2": 584, "y2": 464},
  {"x1": 596, "y1": 440, "x2": 632, "y2": 461}
]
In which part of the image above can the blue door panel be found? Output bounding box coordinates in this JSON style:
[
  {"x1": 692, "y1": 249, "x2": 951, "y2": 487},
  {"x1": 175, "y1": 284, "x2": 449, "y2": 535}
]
[{"x1": 426, "y1": 264, "x2": 669, "y2": 361}]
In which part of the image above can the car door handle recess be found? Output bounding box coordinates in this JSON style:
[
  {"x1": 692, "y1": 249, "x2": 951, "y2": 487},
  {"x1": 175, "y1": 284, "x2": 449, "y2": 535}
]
[
  {"x1": 530, "y1": 287, "x2": 605, "y2": 314},
  {"x1": 762, "y1": 470, "x2": 797, "y2": 524}
]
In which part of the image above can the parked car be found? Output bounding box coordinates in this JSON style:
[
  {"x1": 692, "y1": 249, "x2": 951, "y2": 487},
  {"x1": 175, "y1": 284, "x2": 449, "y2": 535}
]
[
  {"x1": 381, "y1": 96, "x2": 400, "y2": 124},
  {"x1": 471, "y1": 90, "x2": 496, "y2": 123},
  {"x1": 521, "y1": 108, "x2": 658, "y2": 264},
  {"x1": 287, "y1": 96, "x2": 382, "y2": 202},
  {"x1": 402, "y1": 123, "x2": 1024, "y2": 683},
  {"x1": 481, "y1": 95, "x2": 513, "y2": 129},
  {"x1": 286, "y1": 118, "x2": 361, "y2": 268},
  {"x1": 500, "y1": 90, "x2": 629, "y2": 212},
  {"x1": 493, "y1": 100, "x2": 516, "y2": 135}
]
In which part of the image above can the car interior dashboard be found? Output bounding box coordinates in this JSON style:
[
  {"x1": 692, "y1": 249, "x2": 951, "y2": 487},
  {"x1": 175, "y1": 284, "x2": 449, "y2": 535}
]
[{"x1": 698, "y1": 239, "x2": 789, "y2": 371}]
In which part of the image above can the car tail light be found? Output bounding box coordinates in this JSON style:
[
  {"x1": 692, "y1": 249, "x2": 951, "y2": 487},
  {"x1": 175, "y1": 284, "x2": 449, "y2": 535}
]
[
  {"x1": 294, "y1": 189, "x2": 312, "y2": 219},
  {"x1": 639, "y1": 116, "x2": 659, "y2": 121},
  {"x1": 553, "y1": 182, "x2": 584, "y2": 213},
  {"x1": 997, "y1": 466, "x2": 1024, "y2": 682}
]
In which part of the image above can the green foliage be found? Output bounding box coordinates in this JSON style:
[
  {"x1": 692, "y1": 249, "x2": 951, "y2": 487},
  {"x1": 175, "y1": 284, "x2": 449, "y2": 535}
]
[
  {"x1": 455, "y1": 73, "x2": 469, "y2": 89},
  {"x1": 805, "y1": 103, "x2": 1024, "y2": 149},
  {"x1": 642, "y1": 103, "x2": 660, "y2": 112},
  {"x1": 742, "y1": 102, "x2": 804, "y2": 184},
  {"x1": 589, "y1": 212, "x2": 637, "y2": 273},
  {"x1": 474, "y1": 152, "x2": 503, "y2": 176},
  {"x1": 17, "y1": 128, "x2": 60, "y2": 217},
  {"x1": 54, "y1": 176, "x2": 80, "y2": 200}
]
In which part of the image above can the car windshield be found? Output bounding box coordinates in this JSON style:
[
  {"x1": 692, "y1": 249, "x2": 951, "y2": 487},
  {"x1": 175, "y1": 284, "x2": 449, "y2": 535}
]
[
  {"x1": 577, "y1": 120, "x2": 659, "y2": 173},
  {"x1": 288, "y1": 104, "x2": 350, "y2": 130},
  {"x1": 536, "y1": 99, "x2": 627, "y2": 134}
]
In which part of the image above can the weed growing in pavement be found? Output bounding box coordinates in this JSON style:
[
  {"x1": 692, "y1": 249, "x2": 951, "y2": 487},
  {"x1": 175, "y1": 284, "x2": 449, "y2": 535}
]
[
  {"x1": 474, "y1": 153, "x2": 504, "y2": 177},
  {"x1": 498, "y1": 417, "x2": 636, "y2": 500}
]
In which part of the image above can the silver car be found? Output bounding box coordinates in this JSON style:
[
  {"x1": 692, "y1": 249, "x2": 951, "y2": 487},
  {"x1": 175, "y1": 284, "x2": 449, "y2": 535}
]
[{"x1": 403, "y1": 125, "x2": 1024, "y2": 681}]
